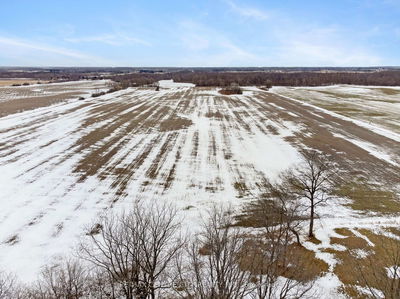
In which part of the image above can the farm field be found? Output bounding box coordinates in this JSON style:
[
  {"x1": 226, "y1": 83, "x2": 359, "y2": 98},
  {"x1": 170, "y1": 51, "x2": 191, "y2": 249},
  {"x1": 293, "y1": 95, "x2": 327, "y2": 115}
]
[
  {"x1": 0, "y1": 80, "x2": 399, "y2": 296},
  {"x1": 272, "y1": 85, "x2": 400, "y2": 135},
  {"x1": 0, "y1": 80, "x2": 109, "y2": 117},
  {"x1": 0, "y1": 79, "x2": 46, "y2": 87}
]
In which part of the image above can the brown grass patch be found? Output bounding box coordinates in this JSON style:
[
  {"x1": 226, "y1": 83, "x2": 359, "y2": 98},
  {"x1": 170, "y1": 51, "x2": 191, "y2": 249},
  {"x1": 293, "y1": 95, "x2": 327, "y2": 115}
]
[
  {"x1": 321, "y1": 248, "x2": 340, "y2": 255},
  {"x1": 288, "y1": 244, "x2": 329, "y2": 281},
  {"x1": 159, "y1": 117, "x2": 192, "y2": 131},
  {"x1": 338, "y1": 285, "x2": 369, "y2": 299},
  {"x1": 331, "y1": 234, "x2": 369, "y2": 250},
  {"x1": 146, "y1": 132, "x2": 178, "y2": 180},
  {"x1": 334, "y1": 228, "x2": 354, "y2": 237},
  {"x1": 266, "y1": 124, "x2": 279, "y2": 135},
  {"x1": 163, "y1": 150, "x2": 181, "y2": 191},
  {"x1": 235, "y1": 196, "x2": 307, "y2": 228},
  {"x1": 327, "y1": 228, "x2": 400, "y2": 298},
  {"x1": 241, "y1": 239, "x2": 328, "y2": 282},
  {"x1": 307, "y1": 236, "x2": 322, "y2": 245},
  {"x1": 0, "y1": 92, "x2": 83, "y2": 116},
  {"x1": 0, "y1": 79, "x2": 44, "y2": 86},
  {"x1": 334, "y1": 181, "x2": 400, "y2": 214},
  {"x1": 386, "y1": 227, "x2": 400, "y2": 237},
  {"x1": 316, "y1": 90, "x2": 364, "y2": 99},
  {"x1": 219, "y1": 89, "x2": 242, "y2": 95},
  {"x1": 373, "y1": 88, "x2": 400, "y2": 96},
  {"x1": 233, "y1": 181, "x2": 248, "y2": 199},
  {"x1": 205, "y1": 111, "x2": 225, "y2": 119}
]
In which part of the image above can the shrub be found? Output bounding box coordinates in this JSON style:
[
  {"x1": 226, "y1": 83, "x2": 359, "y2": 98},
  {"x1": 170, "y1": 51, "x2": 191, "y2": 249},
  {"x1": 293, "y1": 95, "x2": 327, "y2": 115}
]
[
  {"x1": 219, "y1": 83, "x2": 243, "y2": 95},
  {"x1": 91, "y1": 91, "x2": 106, "y2": 98}
]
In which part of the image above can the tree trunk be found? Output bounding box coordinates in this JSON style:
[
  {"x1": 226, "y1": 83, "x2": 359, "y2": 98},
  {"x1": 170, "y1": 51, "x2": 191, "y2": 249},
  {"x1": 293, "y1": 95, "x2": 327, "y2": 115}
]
[
  {"x1": 309, "y1": 201, "x2": 314, "y2": 238},
  {"x1": 290, "y1": 228, "x2": 301, "y2": 245}
]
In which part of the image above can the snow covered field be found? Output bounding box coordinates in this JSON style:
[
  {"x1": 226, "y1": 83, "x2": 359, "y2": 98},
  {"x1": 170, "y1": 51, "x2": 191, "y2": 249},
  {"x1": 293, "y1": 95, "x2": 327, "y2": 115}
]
[
  {"x1": 272, "y1": 85, "x2": 400, "y2": 135},
  {"x1": 0, "y1": 81, "x2": 399, "y2": 296}
]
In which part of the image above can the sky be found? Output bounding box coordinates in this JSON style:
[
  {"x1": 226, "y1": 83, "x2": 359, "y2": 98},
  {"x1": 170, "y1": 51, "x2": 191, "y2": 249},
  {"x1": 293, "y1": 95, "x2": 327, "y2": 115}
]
[{"x1": 0, "y1": 0, "x2": 399, "y2": 67}]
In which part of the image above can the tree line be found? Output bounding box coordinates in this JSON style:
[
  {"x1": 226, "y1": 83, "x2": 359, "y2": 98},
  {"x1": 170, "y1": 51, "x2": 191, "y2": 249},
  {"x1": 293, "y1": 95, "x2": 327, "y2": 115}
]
[
  {"x1": 2, "y1": 69, "x2": 400, "y2": 87},
  {"x1": 109, "y1": 70, "x2": 400, "y2": 89}
]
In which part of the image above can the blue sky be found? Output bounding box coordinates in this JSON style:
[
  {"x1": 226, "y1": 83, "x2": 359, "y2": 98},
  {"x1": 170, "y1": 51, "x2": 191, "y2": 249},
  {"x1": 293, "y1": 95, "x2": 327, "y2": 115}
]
[{"x1": 0, "y1": 0, "x2": 399, "y2": 67}]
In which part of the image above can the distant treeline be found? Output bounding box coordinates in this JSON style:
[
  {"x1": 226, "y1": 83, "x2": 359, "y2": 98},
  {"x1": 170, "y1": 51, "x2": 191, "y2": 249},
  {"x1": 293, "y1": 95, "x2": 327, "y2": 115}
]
[
  {"x1": 0, "y1": 71, "x2": 99, "y2": 82},
  {"x1": 1, "y1": 68, "x2": 400, "y2": 86},
  {"x1": 110, "y1": 70, "x2": 400, "y2": 87}
]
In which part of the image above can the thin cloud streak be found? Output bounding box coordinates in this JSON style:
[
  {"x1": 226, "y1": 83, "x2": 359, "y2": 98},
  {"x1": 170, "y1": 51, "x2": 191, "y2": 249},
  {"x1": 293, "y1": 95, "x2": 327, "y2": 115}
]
[
  {"x1": 224, "y1": 0, "x2": 269, "y2": 20},
  {"x1": 0, "y1": 36, "x2": 116, "y2": 66},
  {"x1": 177, "y1": 20, "x2": 259, "y2": 66},
  {"x1": 0, "y1": 36, "x2": 90, "y2": 59},
  {"x1": 65, "y1": 33, "x2": 151, "y2": 46},
  {"x1": 274, "y1": 27, "x2": 383, "y2": 66}
]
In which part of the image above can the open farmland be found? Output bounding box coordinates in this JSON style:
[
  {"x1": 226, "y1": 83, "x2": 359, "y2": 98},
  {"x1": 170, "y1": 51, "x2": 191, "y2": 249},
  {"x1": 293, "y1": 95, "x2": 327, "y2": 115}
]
[
  {"x1": 0, "y1": 79, "x2": 46, "y2": 87},
  {"x1": 0, "y1": 80, "x2": 110, "y2": 116},
  {"x1": 0, "y1": 80, "x2": 400, "y2": 296},
  {"x1": 272, "y1": 85, "x2": 400, "y2": 135}
]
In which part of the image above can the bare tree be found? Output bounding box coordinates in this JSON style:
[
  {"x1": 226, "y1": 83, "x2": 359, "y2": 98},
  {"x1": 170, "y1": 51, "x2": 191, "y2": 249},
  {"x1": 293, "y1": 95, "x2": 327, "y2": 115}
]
[
  {"x1": 27, "y1": 258, "x2": 88, "y2": 299},
  {"x1": 240, "y1": 184, "x2": 315, "y2": 299},
  {"x1": 262, "y1": 181, "x2": 304, "y2": 246},
  {"x1": 79, "y1": 201, "x2": 183, "y2": 299},
  {"x1": 132, "y1": 202, "x2": 184, "y2": 299},
  {"x1": 85, "y1": 269, "x2": 116, "y2": 299},
  {"x1": 286, "y1": 152, "x2": 336, "y2": 238},
  {"x1": 174, "y1": 205, "x2": 315, "y2": 299},
  {"x1": 353, "y1": 236, "x2": 400, "y2": 299},
  {"x1": 79, "y1": 210, "x2": 139, "y2": 299},
  {"x1": 0, "y1": 271, "x2": 17, "y2": 299},
  {"x1": 248, "y1": 213, "x2": 315, "y2": 299},
  {"x1": 173, "y1": 206, "x2": 254, "y2": 299}
]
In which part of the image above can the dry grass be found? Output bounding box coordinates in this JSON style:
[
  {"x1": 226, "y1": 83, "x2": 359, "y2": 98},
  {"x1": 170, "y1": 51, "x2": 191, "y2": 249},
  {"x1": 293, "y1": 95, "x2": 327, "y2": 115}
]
[
  {"x1": 373, "y1": 88, "x2": 400, "y2": 96},
  {"x1": 240, "y1": 239, "x2": 328, "y2": 282},
  {"x1": 0, "y1": 79, "x2": 44, "y2": 86},
  {"x1": 205, "y1": 111, "x2": 225, "y2": 119},
  {"x1": 235, "y1": 199, "x2": 276, "y2": 227},
  {"x1": 331, "y1": 234, "x2": 369, "y2": 251},
  {"x1": 334, "y1": 228, "x2": 354, "y2": 237},
  {"x1": 0, "y1": 91, "x2": 83, "y2": 116},
  {"x1": 233, "y1": 181, "x2": 248, "y2": 198},
  {"x1": 307, "y1": 236, "x2": 322, "y2": 245},
  {"x1": 288, "y1": 244, "x2": 329, "y2": 281},
  {"x1": 386, "y1": 227, "x2": 400, "y2": 237},
  {"x1": 235, "y1": 196, "x2": 307, "y2": 228},
  {"x1": 316, "y1": 90, "x2": 364, "y2": 99},
  {"x1": 159, "y1": 117, "x2": 193, "y2": 131},
  {"x1": 266, "y1": 124, "x2": 279, "y2": 135},
  {"x1": 323, "y1": 228, "x2": 400, "y2": 298},
  {"x1": 334, "y1": 180, "x2": 400, "y2": 214},
  {"x1": 219, "y1": 88, "x2": 242, "y2": 95}
]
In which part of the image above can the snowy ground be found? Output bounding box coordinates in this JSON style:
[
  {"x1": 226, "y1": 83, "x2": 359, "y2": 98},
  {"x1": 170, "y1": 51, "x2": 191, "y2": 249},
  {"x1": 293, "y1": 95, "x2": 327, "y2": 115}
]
[
  {"x1": 272, "y1": 85, "x2": 400, "y2": 135},
  {"x1": 0, "y1": 80, "x2": 109, "y2": 102},
  {"x1": 0, "y1": 81, "x2": 399, "y2": 297}
]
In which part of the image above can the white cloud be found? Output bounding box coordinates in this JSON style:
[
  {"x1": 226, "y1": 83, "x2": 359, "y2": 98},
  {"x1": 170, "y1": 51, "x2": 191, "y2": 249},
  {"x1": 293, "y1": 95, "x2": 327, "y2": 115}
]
[
  {"x1": 224, "y1": 0, "x2": 269, "y2": 20},
  {"x1": 177, "y1": 21, "x2": 260, "y2": 66},
  {"x1": 65, "y1": 33, "x2": 151, "y2": 46},
  {"x1": 274, "y1": 27, "x2": 383, "y2": 66},
  {"x1": 180, "y1": 33, "x2": 210, "y2": 51},
  {"x1": 175, "y1": 19, "x2": 384, "y2": 67},
  {"x1": 0, "y1": 36, "x2": 115, "y2": 66},
  {"x1": 0, "y1": 36, "x2": 90, "y2": 59}
]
